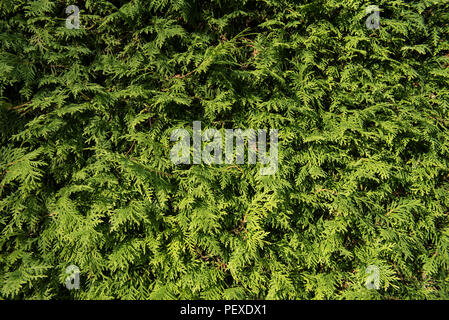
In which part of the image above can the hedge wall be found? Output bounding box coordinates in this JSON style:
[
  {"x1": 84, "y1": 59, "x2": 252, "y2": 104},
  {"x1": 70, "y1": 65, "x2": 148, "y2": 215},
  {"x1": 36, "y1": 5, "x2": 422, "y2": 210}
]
[{"x1": 1, "y1": 0, "x2": 449, "y2": 299}]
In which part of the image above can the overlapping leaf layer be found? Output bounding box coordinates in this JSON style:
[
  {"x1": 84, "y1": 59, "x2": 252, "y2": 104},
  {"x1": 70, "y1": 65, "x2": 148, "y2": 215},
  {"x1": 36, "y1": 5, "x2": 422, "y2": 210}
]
[{"x1": 1, "y1": 0, "x2": 449, "y2": 299}]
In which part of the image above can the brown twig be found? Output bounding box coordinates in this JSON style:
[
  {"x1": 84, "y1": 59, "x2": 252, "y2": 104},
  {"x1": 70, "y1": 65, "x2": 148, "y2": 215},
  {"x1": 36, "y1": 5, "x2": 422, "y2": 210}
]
[
  {"x1": 231, "y1": 215, "x2": 247, "y2": 235},
  {"x1": 11, "y1": 102, "x2": 31, "y2": 110},
  {"x1": 125, "y1": 141, "x2": 136, "y2": 156},
  {"x1": 81, "y1": 92, "x2": 91, "y2": 101},
  {"x1": 165, "y1": 61, "x2": 206, "y2": 81},
  {"x1": 194, "y1": 245, "x2": 212, "y2": 261}
]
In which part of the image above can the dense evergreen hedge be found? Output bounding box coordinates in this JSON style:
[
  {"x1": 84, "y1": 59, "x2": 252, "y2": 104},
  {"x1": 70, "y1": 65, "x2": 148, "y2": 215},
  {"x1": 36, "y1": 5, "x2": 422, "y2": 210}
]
[{"x1": 1, "y1": 0, "x2": 449, "y2": 299}]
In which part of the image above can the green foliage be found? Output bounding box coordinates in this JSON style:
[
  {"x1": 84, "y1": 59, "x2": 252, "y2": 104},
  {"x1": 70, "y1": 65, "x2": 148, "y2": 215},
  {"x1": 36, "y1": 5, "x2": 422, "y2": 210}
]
[{"x1": 1, "y1": 0, "x2": 449, "y2": 300}]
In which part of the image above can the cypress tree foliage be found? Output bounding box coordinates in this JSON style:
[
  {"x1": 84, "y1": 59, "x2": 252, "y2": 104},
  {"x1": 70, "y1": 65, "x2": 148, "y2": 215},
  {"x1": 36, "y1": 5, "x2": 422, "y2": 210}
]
[{"x1": 0, "y1": 0, "x2": 449, "y2": 300}]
